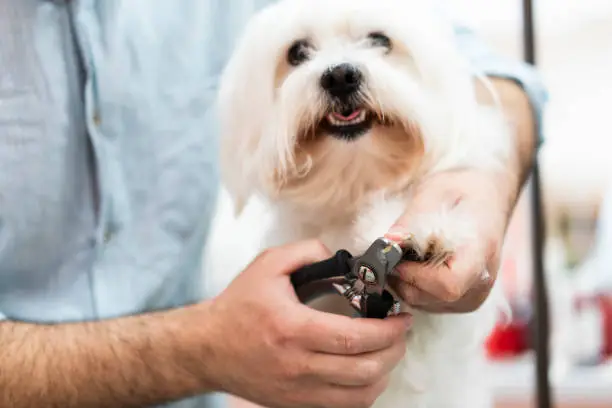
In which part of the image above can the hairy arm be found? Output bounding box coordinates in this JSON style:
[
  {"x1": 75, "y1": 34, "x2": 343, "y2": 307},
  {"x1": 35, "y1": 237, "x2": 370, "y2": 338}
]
[{"x1": 0, "y1": 304, "x2": 218, "y2": 408}]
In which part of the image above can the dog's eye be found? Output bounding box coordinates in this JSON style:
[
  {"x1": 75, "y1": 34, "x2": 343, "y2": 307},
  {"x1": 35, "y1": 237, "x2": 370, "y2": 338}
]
[
  {"x1": 287, "y1": 39, "x2": 310, "y2": 66},
  {"x1": 367, "y1": 32, "x2": 392, "y2": 50}
]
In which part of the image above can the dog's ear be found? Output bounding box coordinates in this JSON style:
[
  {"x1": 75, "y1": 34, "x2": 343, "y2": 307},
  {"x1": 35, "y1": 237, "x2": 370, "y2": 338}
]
[
  {"x1": 216, "y1": 86, "x2": 259, "y2": 217},
  {"x1": 215, "y1": 9, "x2": 280, "y2": 217}
]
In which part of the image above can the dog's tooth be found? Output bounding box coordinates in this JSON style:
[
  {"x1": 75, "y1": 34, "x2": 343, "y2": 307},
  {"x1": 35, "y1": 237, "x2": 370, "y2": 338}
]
[
  {"x1": 326, "y1": 110, "x2": 368, "y2": 128},
  {"x1": 327, "y1": 113, "x2": 341, "y2": 126}
]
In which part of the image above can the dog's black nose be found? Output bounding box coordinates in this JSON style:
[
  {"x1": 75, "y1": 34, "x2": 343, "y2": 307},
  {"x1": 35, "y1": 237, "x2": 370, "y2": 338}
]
[{"x1": 320, "y1": 63, "x2": 362, "y2": 97}]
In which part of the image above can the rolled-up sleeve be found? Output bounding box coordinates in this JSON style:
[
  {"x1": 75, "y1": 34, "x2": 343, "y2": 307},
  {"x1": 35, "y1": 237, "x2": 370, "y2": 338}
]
[{"x1": 453, "y1": 24, "x2": 549, "y2": 146}]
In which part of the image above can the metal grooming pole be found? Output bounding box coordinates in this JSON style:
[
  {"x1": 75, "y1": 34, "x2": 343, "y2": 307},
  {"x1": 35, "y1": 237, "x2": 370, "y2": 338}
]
[{"x1": 521, "y1": 0, "x2": 552, "y2": 407}]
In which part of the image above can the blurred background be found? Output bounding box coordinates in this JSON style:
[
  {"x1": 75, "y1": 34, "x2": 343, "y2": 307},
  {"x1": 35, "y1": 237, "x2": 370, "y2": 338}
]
[{"x1": 445, "y1": 0, "x2": 612, "y2": 407}]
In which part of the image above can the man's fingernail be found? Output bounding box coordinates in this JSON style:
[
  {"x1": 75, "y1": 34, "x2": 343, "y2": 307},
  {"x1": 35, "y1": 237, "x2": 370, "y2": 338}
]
[{"x1": 385, "y1": 230, "x2": 413, "y2": 246}]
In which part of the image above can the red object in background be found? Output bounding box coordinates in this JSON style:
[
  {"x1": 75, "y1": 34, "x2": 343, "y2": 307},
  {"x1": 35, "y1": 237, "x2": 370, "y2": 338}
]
[
  {"x1": 575, "y1": 293, "x2": 612, "y2": 359},
  {"x1": 601, "y1": 294, "x2": 612, "y2": 357},
  {"x1": 485, "y1": 294, "x2": 612, "y2": 361},
  {"x1": 485, "y1": 318, "x2": 530, "y2": 359},
  {"x1": 485, "y1": 256, "x2": 531, "y2": 359}
]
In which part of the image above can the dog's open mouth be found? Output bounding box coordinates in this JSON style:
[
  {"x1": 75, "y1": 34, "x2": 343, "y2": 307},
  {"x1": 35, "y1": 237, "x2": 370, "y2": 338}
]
[
  {"x1": 322, "y1": 108, "x2": 373, "y2": 140},
  {"x1": 326, "y1": 109, "x2": 367, "y2": 126}
]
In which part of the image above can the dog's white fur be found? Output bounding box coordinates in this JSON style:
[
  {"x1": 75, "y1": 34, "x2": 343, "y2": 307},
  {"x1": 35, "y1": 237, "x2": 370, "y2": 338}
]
[{"x1": 205, "y1": 0, "x2": 513, "y2": 407}]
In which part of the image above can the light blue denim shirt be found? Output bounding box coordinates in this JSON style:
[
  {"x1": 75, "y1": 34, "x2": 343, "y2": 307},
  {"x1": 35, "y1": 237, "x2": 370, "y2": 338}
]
[{"x1": 0, "y1": 1, "x2": 547, "y2": 407}]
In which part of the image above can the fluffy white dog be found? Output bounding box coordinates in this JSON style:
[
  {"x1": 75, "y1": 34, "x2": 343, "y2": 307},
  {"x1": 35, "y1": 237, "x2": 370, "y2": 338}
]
[{"x1": 205, "y1": 0, "x2": 513, "y2": 407}]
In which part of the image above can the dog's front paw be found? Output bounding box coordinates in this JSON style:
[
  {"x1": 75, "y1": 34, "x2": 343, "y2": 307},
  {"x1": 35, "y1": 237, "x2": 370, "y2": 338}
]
[
  {"x1": 391, "y1": 210, "x2": 476, "y2": 268},
  {"x1": 401, "y1": 232, "x2": 454, "y2": 267}
]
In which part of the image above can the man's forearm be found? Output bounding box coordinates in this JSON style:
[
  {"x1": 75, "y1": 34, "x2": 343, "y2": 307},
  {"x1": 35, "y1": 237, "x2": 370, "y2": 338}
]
[
  {"x1": 0, "y1": 304, "x2": 218, "y2": 408},
  {"x1": 476, "y1": 77, "x2": 538, "y2": 207}
]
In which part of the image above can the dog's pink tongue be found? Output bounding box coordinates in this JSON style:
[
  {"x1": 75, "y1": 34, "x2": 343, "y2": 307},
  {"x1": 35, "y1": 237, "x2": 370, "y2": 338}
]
[{"x1": 332, "y1": 109, "x2": 361, "y2": 121}]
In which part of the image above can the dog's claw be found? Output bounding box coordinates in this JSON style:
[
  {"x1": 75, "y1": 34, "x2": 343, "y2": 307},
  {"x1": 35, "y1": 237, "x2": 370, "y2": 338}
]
[{"x1": 400, "y1": 233, "x2": 454, "y2": 268}]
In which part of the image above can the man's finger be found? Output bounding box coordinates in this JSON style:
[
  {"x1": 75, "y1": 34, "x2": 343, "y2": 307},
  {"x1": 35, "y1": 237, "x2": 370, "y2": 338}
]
[
  {"x1": 387, "y1": 276, "x2": 442, "y2": 307},
  {"x1": 253, "y1": 239, "x2": 333, "y2": 278},
  {"x1": 393, "y1": 246, "x2": 485, "y2": 303},
  {"x1": 303, "y1": 339, "x2": 406, "y2": 386},
  {"x1": 297, "y1": 310, "x2": 412, "y2": 355},
  {"x1": 305, "y1": 375, "x2": 390, "y2": 408}
]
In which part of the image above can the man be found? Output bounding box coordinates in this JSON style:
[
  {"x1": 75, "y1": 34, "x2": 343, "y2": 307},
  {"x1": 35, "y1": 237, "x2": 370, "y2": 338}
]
[{"x1": 0, "y1": 1, "x2": 547, "y2": 408}]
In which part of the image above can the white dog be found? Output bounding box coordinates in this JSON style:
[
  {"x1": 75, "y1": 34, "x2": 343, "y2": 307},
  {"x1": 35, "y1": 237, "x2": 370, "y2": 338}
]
[{"x1": 205, "y1": 0, "x2": 513, "y2": 407}]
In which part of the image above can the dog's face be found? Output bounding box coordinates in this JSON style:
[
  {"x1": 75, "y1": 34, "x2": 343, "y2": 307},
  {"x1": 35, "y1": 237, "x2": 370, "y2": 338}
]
[{"x1": 218, "y1": 0, "x2": 480, "y2": 215}]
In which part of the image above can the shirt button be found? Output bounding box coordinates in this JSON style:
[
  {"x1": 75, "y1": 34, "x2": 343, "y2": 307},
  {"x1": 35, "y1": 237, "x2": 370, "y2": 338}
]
[
  {"x1": 93, "y1": 112, "x2": 101, "y2": 126},
  {"x1": 104, "y1": 230, "x2": 112, "y2": 243}
]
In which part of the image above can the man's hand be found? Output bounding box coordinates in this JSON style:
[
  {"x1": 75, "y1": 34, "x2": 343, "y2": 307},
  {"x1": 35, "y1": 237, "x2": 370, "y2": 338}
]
[
  {"x1": 0, "y1": 240, "x2": 410, "y2": 408},
  {"x1": 203, "y1": 239, "x2": 412, "y2": 408},
  {"x1": 384, "y1": 77, "x2": 537, "y2": 313},
  {"x1": 385, "y1": 169, "x2": 508, "y2": 313}
]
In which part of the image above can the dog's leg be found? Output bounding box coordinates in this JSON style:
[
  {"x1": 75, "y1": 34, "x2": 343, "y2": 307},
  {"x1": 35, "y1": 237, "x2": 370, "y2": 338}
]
[{"x1": 363, "y1": 202, "x2": 500, "y2": 408}]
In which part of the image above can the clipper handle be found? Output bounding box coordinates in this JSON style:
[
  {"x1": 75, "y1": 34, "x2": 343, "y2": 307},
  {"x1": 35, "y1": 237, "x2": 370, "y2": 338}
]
[
  {"x1": 362, "y1": 291, "x2": 398, "y2": 319},
  {"x1": 290, "y1": 250, "x2": 353, "y2": 291}
]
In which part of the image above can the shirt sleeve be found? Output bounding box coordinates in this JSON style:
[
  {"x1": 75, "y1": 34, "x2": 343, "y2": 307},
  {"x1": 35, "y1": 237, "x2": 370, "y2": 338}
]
[{"x1": 452, "y1": 23, "x2": 549, "y2": 147}]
